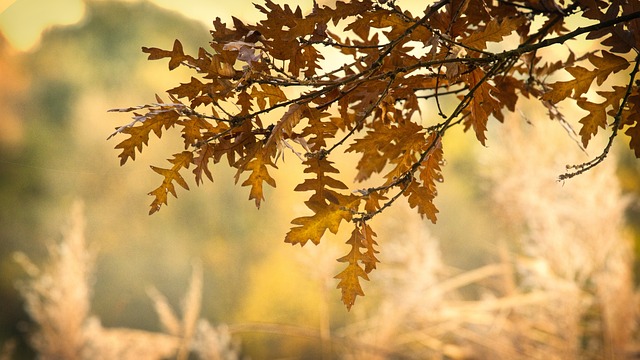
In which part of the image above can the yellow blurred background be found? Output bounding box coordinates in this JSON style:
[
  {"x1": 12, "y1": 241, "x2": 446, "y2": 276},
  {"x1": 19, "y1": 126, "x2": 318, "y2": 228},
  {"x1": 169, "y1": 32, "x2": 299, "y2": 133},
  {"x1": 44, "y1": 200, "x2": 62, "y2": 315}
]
[{"x1": 1, "y1": 1, "x2": 639, "y2": 358}]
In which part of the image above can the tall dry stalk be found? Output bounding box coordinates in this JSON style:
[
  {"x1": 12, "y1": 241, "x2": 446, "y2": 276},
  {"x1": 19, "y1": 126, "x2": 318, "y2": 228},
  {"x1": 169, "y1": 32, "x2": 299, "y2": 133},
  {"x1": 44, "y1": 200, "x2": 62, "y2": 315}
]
[
  {"x1": 14, "y1": 201, "x2": 94, "y2": 360},
  {"x1": 335, "y1": 209, "x2": 477, "y2": 359},
  {"x1": 482, "y1": 116, "x2": 636, "y2": 358},
  {"x1": 334, "y1": 115, "x2": 637, "y2": 359},
  {"x1": 15, "y1": 202, "x2": 239, "y2": 360}
]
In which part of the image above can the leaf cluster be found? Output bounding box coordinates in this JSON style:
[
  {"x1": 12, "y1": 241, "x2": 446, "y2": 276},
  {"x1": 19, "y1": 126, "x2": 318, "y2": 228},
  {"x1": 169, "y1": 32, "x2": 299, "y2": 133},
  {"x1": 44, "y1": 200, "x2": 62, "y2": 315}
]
[{"x1": 110, "y1": 0, "x2": 640, "y2": 309}]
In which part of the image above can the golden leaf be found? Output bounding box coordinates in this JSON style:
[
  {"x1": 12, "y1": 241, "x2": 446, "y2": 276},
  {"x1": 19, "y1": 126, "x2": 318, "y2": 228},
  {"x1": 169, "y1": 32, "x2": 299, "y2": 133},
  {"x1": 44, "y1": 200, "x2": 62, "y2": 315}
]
[
  {"x1": 148, "y1": 151, "x2": 194, "y2": 214},
  {"x1": 335, "y1": 222, "x2": 379, "y2": 310}
]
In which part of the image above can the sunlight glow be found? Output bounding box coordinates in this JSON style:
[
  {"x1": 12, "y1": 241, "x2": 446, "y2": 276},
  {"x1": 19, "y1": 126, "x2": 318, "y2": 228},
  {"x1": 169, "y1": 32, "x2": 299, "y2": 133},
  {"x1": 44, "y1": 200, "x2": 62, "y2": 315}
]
[
  {"x1": 0, "y1": 0, "x2": 85, "y2": 51},
  {"x1": 0, "y1": 0, "x2": 277, "y2": 52}
]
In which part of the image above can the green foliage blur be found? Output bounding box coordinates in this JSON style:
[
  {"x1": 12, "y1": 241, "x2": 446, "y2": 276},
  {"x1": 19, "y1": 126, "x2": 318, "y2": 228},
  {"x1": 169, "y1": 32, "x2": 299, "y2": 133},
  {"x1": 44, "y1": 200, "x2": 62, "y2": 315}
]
[
  {"x1": 1, "y1": 2, "x2": 373, "y2": 357},
  {"x1": 0, "y1": 1, "x2": 261, "y2": 356}
]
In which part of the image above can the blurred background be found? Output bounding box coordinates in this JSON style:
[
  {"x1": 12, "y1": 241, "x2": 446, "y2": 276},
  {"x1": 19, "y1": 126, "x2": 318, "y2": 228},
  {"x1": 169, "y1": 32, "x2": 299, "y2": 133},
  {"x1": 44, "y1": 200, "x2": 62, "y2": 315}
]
[{"x1": 1, "y1": 0, "x2": 639, "y2": 358}]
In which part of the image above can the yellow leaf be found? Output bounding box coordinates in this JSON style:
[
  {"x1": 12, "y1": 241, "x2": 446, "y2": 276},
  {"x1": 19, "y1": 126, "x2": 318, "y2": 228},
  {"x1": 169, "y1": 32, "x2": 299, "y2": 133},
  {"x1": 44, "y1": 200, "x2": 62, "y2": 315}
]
[
  {"x1": 334, "y1": 261, "x2": 367, "y2": 311},
  {"x1": 359, "y1": 223, "x2": 380, "y2": 274},
  {"x1": 335, "y1": 223, "x2": 378, "y2": 311},
  {"x1": 347, "y1": 121, "x2": 426, "y2": 183},
  {"x1": 542, "y1": 76, "x2": 580, "y2": 104},
  {"x1": 112, "y1": 109, "x2": 180, "y2": 165},
  {"x1": 400, "y1": 134, "x2": 443, "y2": 223},
  {"x1": 294, "y1": 158, "x2": 348, "y2": 194},
  {"x1": 148, "y1": 151, "x2": 193, "y2": 214},
  {"x1": 405, "y1": 181, "x2": 439, "y2": 223},
  {"x1": 286, "y1": 157, "x2": 360, "y2": 245},
  {"x1": 142, "y1": 39, "x2": 187, "y2": 70},
  {"x1": 285, "y1": 193, "x2": 359, "y2": 246},
  {"x1": 239, "y1": 144, "x2": 277, "y2": 209}
]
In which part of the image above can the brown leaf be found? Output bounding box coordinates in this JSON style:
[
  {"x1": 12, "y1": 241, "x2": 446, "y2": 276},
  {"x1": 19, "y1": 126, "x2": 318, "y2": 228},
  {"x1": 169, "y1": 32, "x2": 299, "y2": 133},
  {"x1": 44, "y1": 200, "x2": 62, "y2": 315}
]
[
  {"x1": 462, "y1": 16, "x2": 524, "y2": 51},
  {"x1": 169, "y1": 77, "x2": 205, "y2": 100},
  {"x1": 251, "y1": 83, "x2": 287, "y2": 110},
  {"x1": 623, "y1": 93, "x2": 640, "y2": 157},
  {"x1": 588, "y1": 51, "x2": 630, "y2": 86},
  {"x1": 577, "y1": 86, "x2": 626, "y2": 147},
  {"x1": 264, "y1": 103, "x2": 305, "y2": 158},
  {"x1": 625, "y1": 122, "x2": 640, "y2": 158},
  {"x1": 404, "y1": 134, "x2": 444, "y2": 223},
  {"x1": 142, "y1": 39, "x2": 187, "y2": 70},
  {"x1": 463, "y1": 68, "x2": 499, "y2": 145},
  {"x1": 543, "y1": 51, "x2": 630, "y2": 103},
  {"x1": 192, "y1": 143, "x2": 215, "y2": 185}
]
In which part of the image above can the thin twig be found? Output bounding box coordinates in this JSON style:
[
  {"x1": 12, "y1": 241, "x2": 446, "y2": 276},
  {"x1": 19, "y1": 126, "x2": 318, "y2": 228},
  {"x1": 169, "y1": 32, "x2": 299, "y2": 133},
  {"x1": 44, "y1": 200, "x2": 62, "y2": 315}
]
[{"x1": 559, "y1": 54, "x2": 640, "y2": 180}]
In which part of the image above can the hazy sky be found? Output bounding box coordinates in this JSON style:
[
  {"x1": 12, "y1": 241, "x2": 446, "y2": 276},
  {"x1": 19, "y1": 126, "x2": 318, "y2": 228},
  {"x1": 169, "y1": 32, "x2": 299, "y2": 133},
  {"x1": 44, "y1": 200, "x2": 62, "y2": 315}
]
[
  {"x1": 0, "y1": 0, "x2": 271, "y2": 51},
  {"x1": 0, "y1": 0, "x2": 427, "y2": 51},
  {"x1": 0, "y1": 0, "x2": 85, "y2": 50}
]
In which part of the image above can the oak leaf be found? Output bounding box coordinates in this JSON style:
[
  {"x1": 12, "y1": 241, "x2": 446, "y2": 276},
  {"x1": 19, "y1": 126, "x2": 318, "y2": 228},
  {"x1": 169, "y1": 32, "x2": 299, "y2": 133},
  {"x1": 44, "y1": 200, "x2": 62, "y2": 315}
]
[
  {"x1": 142, "y1": 39, "x2": 188, "y2": 70},
  {"x1": 358, "y1": 223, "x2": 379, "y2": 274},
  {"x1": 334, "y1": 224, "x2": 371, "y2": 311},
  {"x1": 623, "y1": 93, "x2": 640, "y2": 157},
  {"x1": 462, "y1": 16, "x2": 524, "y2": 51},
  {"x1": 169, "y1": 77, "x2": 205, "y2": 100},
  {"x1": 405, "y1": 134, "x2": 444, "y2": 223},
  {"x1": 264, "y1": 103, "x2": 305, "y2": 159},
  {"x1": 148, "y1": 151, "x2": 194, "y2": 214},
  {"x1": 299, "y1": 113, "x2": 339, "y2": 151},
  {"x1": 236, "y1": 142, "x2": 277, "y2": 209},
  {"x1": 251, "y1": 83, "x2": 287, "y2": 111},
  {"x1": 109, "y1": 106, "x2": 180, "y2": 165},
  {"x1": 363, "y1": 190, "x2": 388, "y2": 214},
  {"x1": 293, "y1": 157, "x2": 348, "y2": 195},
  {"x1": 334, "y1": 222, "x2": 379, "y2": 310},
  {"x1": 346, "y1": 121, "x2": 398, "y2": 182},
  {"x1": 285, "y1": 158, "x2": 360, "y2": 246},
  {"x1": 110, "y1": 0, "x2": 640, "y2": 310},
  {"x1": 285, "y1": 193, "x2": 359, "y2": 246},
  {"x1": 626, "y1": 122, "x2": 640, "y2": 158},
  {"x1": 577, "y1": 86, "x2": 626, "y2": 147},
  {"x1": 543, "y1": 51, "x2": 629, "y2": 103},
  {"x1": 464, "y1": 68, "x2": 499, "y2": 145},
  {"x1": 178, "y1": 115, "x2": 216, "y2": 149},
  {"x1": 192, "y1": 143, "x2": 215, "y2": 185}
]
